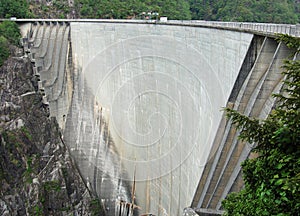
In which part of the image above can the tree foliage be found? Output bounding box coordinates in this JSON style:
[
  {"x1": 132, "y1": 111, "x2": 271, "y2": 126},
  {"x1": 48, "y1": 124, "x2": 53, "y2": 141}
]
[
  {"x1": 0, "y1": 21, "x2": 21, "y2": 66},
  {"x1": 0, "y1": 21, "x2": 21, "y2": 45},
  {"x1": 222, "y1": 35, "x2": 300, "y2": 215},
  {"x1": 0, "y1": 0, "x2": 299, "y2": 23},
  {"x1": 28, "y1": 0, "x2": 70, "y2": 19},
  {"x1": 74, "y1": 0, "x2": 191, "y2": 20},
  {"x1": 189, "y1": 0, "x2": 299, "y2": 24},
  {"x1": 74, "y1": 0, "x2": 299, "y2": 22},
  {"x1": 0, "y1": 36, "x2": 9, "y2": 66},
  {"x1": 0, "y1": 0, "x2": 31, "y2": 18}
]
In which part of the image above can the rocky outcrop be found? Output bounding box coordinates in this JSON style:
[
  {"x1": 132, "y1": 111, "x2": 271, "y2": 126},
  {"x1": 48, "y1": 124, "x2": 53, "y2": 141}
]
[
  {"x1": 0, "y1": 57, "x2": 105, "y2": 215},
  {"x1": 28, "y1": 0, "x2": 76, "y2": 19}
]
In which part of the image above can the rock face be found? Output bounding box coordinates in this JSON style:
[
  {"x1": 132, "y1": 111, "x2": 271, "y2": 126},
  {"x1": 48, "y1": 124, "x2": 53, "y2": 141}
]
[
  {"x1": 28, "y1": 0, "x2": 76, "y2": 19},
  {"x1": 0, "y1": 57, "x2": 105, "y2": 215}
]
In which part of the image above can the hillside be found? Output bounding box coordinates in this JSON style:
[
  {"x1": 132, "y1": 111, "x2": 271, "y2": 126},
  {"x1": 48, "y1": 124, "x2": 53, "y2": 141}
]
[
  {"x1": 189, "y1": 0, "x2": 300, "y2": 24},
  {"x1": 0, "y1": 0, "x2": 299, "y2": 23}
]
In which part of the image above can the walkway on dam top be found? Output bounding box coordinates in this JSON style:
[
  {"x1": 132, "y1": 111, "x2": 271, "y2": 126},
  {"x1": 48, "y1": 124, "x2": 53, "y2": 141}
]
[{"x1": 3, "y1": 18, "x2": 300, "y2": 38}]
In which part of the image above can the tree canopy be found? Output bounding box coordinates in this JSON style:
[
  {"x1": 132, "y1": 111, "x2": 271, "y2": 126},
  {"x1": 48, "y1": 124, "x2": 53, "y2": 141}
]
[
  {"x1": 0, "y1": 0, "x2": 299, "y2": 23},
  {"x1": 0, "y1": 21, "x2": 21, "y2": 66},
  {"x1": 222, "y1": 35, "x2": 300, "y2": 215},
  {"x1": 0, "y1": 36, "x2": 9, "y2": 66},
  {"x1": 74, "y1": 0, "x2": 299, "y2": 22},
  {"x1": 0, "y1": 0, "x2": 31, "y2": 18},
  {"x1": 189, "y1": 0, "x2": 299, "y2": 23},
  {"x1": 74, "y1": 0, "x2": 191, "y2": 20}
]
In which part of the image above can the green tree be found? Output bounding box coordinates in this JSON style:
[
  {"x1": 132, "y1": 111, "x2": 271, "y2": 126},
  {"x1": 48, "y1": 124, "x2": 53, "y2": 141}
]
[
  {"x1": 0, "y1": 21, "x2": 21, "y2": 66},
  {"x1": 0, "y1": 21, "x2": 21, "y2": 45},
  {"x1": 0, "y1": 36, "x2": 9, "y2": 66},
  {"x1": 251, "y1": 0, "x2": 298, "y2": 23},
  {"x1": 189, "y1": 0, "x2": 299, "y2": 23},
  {"x1": 0, "y1": 0, "x2": 30, "y2": 18},
  {"x1": 222, "y1": 35, "x2": 300, "y2": 215},
  {"x1": 74, "y1": 0, "x2": 191, "y2": 19}
]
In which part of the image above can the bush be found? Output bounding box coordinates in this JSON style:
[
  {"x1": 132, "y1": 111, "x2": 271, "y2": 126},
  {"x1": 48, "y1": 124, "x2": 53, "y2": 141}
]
[
  {"x1": 0, "y1": 21, "x2": 21, "y2": 45},
  {"x1": 0, "y1": 21, "x2": 21, "y2": 66},
  {"x1": 0, "y1": 0, "x2": 30, "y2": 18},
  {"x1": 0, "y1": 36, "x2": 9, "y2": 66}
]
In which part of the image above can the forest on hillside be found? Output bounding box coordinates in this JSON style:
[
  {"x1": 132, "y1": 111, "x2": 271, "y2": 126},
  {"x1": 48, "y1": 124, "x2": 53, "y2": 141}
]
[
  {"x1": 0, "y1": 0, "x2": 299, "y2": 23},
  {"x1": 190, "y1": 0, "x2": 300, "y2": 23}
]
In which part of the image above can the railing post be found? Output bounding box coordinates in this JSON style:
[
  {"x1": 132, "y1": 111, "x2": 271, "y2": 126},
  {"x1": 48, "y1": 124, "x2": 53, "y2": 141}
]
[{"x1": 296, "y1": 24, "x2": 300, "y2": 37}]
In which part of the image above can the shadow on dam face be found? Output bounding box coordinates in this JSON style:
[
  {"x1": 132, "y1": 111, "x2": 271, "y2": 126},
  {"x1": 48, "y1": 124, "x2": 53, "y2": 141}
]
[{"x1": 21, "y1": 21, "x2": 254, "y2": 215}]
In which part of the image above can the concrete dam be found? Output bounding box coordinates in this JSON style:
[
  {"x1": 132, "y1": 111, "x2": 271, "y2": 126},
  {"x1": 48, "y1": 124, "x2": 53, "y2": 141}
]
[{"x1": 18, "y1": 20, "x2": 299, "y2": 215}]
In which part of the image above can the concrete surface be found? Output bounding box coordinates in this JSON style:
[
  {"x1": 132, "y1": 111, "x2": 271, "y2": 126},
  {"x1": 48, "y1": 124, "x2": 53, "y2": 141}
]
[{"x1": 68, "y1": 22, "x2": 252, "y2": 215}]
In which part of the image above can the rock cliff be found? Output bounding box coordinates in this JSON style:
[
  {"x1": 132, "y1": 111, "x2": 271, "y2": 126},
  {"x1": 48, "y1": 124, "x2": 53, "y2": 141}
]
[{"x1": 0, "y1": 56, "x2": 105, "y2": 215}]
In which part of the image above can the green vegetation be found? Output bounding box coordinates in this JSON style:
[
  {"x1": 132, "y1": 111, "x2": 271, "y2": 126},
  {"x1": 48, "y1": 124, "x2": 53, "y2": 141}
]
[
  {"x1": 0, "y1": 21, "x2": 21, "y2": 66},
  {"x1": 43, "y1": 180, "x2": 61, "y2": 192},
  {"x1": 0, "y1": 36, "x2": 9, "y2": 66},
  {"x1": 1, "y1": 126, "x2": 33, "y2": 149},
  {"x1": 222, "y1": 35, "x2": 300, "y2": 215},
  {"x1": 23, "y1": 156, "x2": 33, "y2": 183},
  {"x1": 33, "y1": 205, "x2": 44, "y2": 216},
  {"x1": 0, "y1": 21, "x2": 21, "y2": 45},
  {"x1": 74, "y1": 0, "x2": 300, "y2": 22},
  {"x1": 89, "y1": 198, "x2": 105, "y2": 216},
  {"x1": 0, "y1": 0, "x2": 31, "y2": 18},
  {"x1": 189, "y1": 0, "x2": 299, "y2": 23},
  {"x1": 0, "y1": 0, "x2": 299, "y2": 23},
  {"x1": 20, "y1": 126, "x2": 33, "y2": 141},
  {"x1": 29, "y1": 0, "x2": 70, "y2": 19},
  {"x1": 74, "y1": 0, "x2": 191, "y2": 19},
  {"x1": 2, "y1": 130, "x2": 21, "y2": 149},
  {"x1": 52, "y1": 0, "x2": 70, "y2": 16},
  {"x1": 0, "y1": 21, "x2": 22, "y2": 45}
]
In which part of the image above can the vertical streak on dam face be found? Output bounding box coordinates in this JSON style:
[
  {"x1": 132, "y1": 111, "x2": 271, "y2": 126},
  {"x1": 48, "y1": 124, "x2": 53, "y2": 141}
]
[{"x1": 69, "y1": 22, "x2": 253, "y2": 215}]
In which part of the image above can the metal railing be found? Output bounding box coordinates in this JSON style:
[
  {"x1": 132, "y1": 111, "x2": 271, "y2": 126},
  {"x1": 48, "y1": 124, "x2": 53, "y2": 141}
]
[
  {"x1": 2, "y1": 18, "x2": 300, "y2": 37},
  {"x1": 167, "y1": 20, "x2": 300, "y2": 37}
]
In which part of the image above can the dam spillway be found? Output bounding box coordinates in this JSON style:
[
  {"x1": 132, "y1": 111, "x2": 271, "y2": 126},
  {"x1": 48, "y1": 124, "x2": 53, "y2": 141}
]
[{"x1": 19, "y1": 20, "x2": 297, "y2": 215}]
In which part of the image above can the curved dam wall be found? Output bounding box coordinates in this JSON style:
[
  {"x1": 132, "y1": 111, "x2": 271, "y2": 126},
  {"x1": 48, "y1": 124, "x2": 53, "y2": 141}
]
[
  {"x1": 70, "y1": 22, "x2": 253, "y2": 215},
  {"x1": 21, "y1": 21, "x2": 254, "y2": 215}
]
